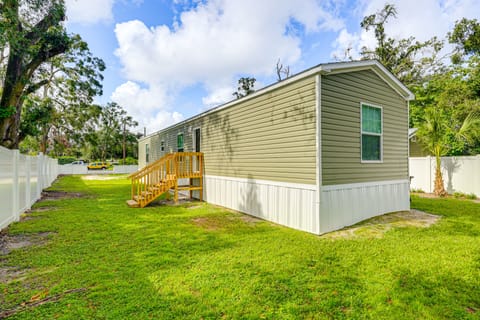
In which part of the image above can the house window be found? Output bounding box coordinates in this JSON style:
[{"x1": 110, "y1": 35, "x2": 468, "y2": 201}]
[
  {"x1": 145, "y1": 143, "x2": 150, "y2": 163},
  {"x1": 177, "y1": 133, "x2": 184, "y2": 152},
  {"x1": 160, "y1": 140, "x2": 165, "y2": 152},
  {"x1": 361, "y1": 103, "x2": 382, "y2": 162}
]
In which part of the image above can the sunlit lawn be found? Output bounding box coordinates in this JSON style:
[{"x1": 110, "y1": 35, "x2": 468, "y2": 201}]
[{"x1": 0, "y1": 175, "x2": 479, "y2": 319}]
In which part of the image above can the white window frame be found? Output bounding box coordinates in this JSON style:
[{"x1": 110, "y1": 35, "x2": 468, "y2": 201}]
[{"x1": 360, "y1": 102, "x2": 383, "y2": 163}]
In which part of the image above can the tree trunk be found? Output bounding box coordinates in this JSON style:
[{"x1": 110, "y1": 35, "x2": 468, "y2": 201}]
[
  {"x1": 433, "y1": 155, "x2": 447, "y2": 197},
  {"x1": 0, "y1": 50, "x2": 25, "y2": 149}
]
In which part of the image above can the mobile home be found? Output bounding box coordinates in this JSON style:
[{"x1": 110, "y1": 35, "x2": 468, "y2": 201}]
[{"x1": 135, "y1": 60, "x2": 414, "y2": 234}]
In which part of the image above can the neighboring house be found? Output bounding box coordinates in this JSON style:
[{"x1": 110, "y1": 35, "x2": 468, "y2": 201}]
[
  {"x1": 409, "y1": 128, "x2": 430, "y2": 157},
  {"x1": 138, "y1": 60, "x2": 414, "y2": 235}
]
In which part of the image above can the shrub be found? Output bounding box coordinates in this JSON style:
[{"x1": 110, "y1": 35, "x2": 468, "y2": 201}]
[
  {"x1": 120, "y1": 157, "x2": 138, "y2": 165},
  {"x1": 466, "y1": 193, "x2": 477, "y2": 200},
  {"x1": 57, "y1": 156, "x2": 77, "y2": 165}
]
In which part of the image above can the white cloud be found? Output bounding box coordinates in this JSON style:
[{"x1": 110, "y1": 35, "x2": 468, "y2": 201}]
[
  {"x1": 332, "y1": 0, "x2": 480, "y2": 60},
  {"x1": 110, "y1": 81, "x2": 184, "y2": 133},
  {"x1": 113, "y1": 0, "x2": 345, "y2": 131},
  {"x1": 65, "y1": 0, "x2": 115, "y2": 24}
]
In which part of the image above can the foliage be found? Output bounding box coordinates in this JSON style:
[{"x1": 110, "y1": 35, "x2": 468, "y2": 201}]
[
  {"x1": 232, "y1": 77, "x2": 256, "y2": 99},
  {"x1": 19, "y1": 34, "x2": 105, "y2": 153},
  {"x1": 120, "y1": 156, "x2": 138, "y2": 165},
  {"x1": 0, "y1": 0, "x2": 71, "y2": 148},
  {"x1": 411, "y1": 56, "x2": 480, "y2": 155},
  {"x1": 56, "y1": 156, "x2": 77, "y2": 165},
  {"x1": 359, "y1": 4, "x2": 444, "y2": 87},
  {"x1": 416, "y1": 106, "x2": 480, "y2": 196},
  {"x1": 1, "y1": 176, "x2": 479, "y2": 319},
  {"x1": 94, "y1": 102, "x2": 138, "y2": 162},
  {"x1": 449, "y1": 18, "x2": 480, "y2": 62}
]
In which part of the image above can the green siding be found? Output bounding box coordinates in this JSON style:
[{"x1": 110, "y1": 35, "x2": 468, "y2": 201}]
[
  {"x1": 139, "y1": 76, "x2": 317, "y2": 185},
  {"x1": 321, "y1": 70, "x2": 409, "y2": 185}
]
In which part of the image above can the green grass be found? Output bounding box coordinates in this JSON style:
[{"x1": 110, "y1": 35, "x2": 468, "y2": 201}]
[{"x1": 1, "y1": 176, "x2": 479, "y2": 319}]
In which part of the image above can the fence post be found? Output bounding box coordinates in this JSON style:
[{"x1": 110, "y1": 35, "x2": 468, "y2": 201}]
[
  {"x1": 12, "y1": 149, "x2": 20, "y2": 222},
  {"x1": 427, "y1": 156, "x2": 432, "y2": 193},
  {"x1": 37, "y1": 153, "x2": 43, "y2": 200},
  {"x1": 26, "y1": 156, "x2": 31, "y2": 210}
]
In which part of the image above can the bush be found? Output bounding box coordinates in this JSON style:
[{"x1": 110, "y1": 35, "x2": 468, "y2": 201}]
[
  {"x1": 57, "y1": 156, "x2": 77, "y2": 165},
  {"x1": 119, "y1": 157, "x2": 138, "y2": 165}
]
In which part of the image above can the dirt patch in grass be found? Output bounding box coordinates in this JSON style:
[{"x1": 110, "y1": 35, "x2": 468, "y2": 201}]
[
  {"x1": 0, "y1": 266, "x2": 28, "y2": 284},
  {"x1": 19, "y1": 207, "x2": 55, "y2": 222},
  {"x1": 0, "y1": 232, "x2": 54, "y2": 256},
  {"x1": 192, "y1": 217, "x2": 223, "y2": 231},
  {"x1": 322, "y1": 210, "x2": 440, "y2": 239},
  {"x1": 41, "y1": 190, "x2": 83, "y2": 201}
]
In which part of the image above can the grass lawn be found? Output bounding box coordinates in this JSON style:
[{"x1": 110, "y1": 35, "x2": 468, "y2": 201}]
[{"x1": 1, "y1": 175, "x2": 479, "y2": 319}]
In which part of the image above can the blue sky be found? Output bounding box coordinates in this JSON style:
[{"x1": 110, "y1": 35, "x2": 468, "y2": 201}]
[{"x1": 64, "y1": 0, "x2": 479, "y2": 134}]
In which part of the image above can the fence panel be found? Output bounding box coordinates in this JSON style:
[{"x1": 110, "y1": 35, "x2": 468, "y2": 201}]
[
  {"x1": 409, "y1": 156, "x2": 480, "y2": 196},
  {"x1": 0, "y1": 146, "x2": 59, "y2": 231}
]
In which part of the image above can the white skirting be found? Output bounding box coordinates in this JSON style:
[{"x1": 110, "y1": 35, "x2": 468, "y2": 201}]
[
  {"x1": 198, "y1": 176, "x2": 409, "y2": 235},
  {"x1": 320, "y1": 179, "x2": 410, "y2": 234},
  {"x1": 202, "y1": 175, "x2": 319, "y2": 234}
]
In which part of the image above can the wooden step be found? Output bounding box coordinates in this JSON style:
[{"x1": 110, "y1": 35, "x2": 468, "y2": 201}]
[
  {"x1": 133, "y1": 195, "x2": 145, "y2": 201},
  {"x1": 177, "y1": 185, "x2": 203, "y2": 191},
  {"x1": 141, "y1": 191, "x2": 153, "y2": 196},
  {"x1": 126, "y1": 200, "x2": 139, "y2": 208}
]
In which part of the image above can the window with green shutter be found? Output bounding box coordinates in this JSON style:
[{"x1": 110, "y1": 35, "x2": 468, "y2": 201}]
[
  {"x1": 361, "y1": 104, "x2": 382, "y2": 162},
  {"x1": 177, "y1": 133, "x2": 184, "y2": 152}
]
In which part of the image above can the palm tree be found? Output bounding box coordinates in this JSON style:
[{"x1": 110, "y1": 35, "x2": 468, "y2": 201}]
[{"x1": 417, "y1": 107, "x2": 480, "y2": 197}]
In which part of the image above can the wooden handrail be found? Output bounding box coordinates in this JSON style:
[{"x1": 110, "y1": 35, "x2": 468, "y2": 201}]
[{"x1": 128, "y1": 152, "x2": 204, "y2": 208}]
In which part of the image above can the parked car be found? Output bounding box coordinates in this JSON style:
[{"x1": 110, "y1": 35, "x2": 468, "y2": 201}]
[
  {"x1": 70, "y1": 160, "x2": 86, "y2": 165},
  {"x1": 87, "y1": 162, "x2": 110, "y2": 170}
]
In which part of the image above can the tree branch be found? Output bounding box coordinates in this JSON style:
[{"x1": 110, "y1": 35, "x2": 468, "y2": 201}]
[
  {"x1": 25, "y1": 5, "x2": 66, "y2": 42},
  {"x1": 25, "y1": 79, "x2": 50, "y2": 95}
]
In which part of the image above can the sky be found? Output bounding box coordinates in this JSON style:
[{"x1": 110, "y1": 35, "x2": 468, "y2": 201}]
[{"x1": 64, "y1": 0, "x2": 480, "y2": 135}]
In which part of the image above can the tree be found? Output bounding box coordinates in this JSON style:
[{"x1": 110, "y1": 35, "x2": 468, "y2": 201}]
[
  {"x1": 96, "y1": 102, "x2": 137, "y2": 161},
  {"x1": 0, "y1": 0, "x2": 73, "y2": 149},
  {"x1": 20, "y1": 35, "x2": 105, "y2": 153},
  {"x1": 411, "y1": 56, "x2": 480, "y2": 154},
  {"x1": 232, "y1": 77, "x2": 256, "y2": 99},
  {"x1": 417, "y1": 107, "x2": 480, "y2": 196},
  {"x1": 275, "y1": 59, "x2": 290, "y2": 81},
  {"x1": 359, "y1": 4, "x2": 444, "y2": 87},
  {"x1": 120, "y1": 114, "x2": 138, "y2": 164},
  {"x1": 449, "y1": 18, "x2": 480, "y2": 62}
]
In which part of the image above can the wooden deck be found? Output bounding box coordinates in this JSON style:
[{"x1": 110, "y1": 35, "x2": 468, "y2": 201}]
[{"x1": 127, "y1": 152, "x2": 204, "y2": 208}]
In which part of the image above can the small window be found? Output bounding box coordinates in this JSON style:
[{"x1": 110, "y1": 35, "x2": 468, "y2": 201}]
[
  {"x1": 145, "y1": 143, "x2": 150, "y2": 163},
  {"x1": 177, "y1": 133, "x2": 184, "y2": 152},
  {"x1": 361, "y1": 104, "x2": 382, "y2": 162},
  {"x1": 160, "y1": 140, "x2": 165, "y2": 152}
]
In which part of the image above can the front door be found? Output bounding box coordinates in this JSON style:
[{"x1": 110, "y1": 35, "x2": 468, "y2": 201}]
[
  {"x1": 194, "y1": 128, "x2": 201, "y2": 152},
  {"x1": 193, "y1": 128, "x2": 201, "y2": 172}
]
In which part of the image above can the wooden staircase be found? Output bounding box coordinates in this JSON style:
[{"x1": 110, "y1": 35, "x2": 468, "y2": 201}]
[{"x1": 127, "y1": 152, "x2": 204, "y2": 208}]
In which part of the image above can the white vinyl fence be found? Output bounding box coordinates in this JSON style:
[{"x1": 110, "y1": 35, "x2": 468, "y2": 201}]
[
  {"x1": 0, "y1": 146, "x2": 58, "y2": 230},
  {"x1": 58, "y1": 164, "x2": 138, "y2": 175},
  {"x1": 409, "y1": 156, "x2": 480, "y2": 196}
]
